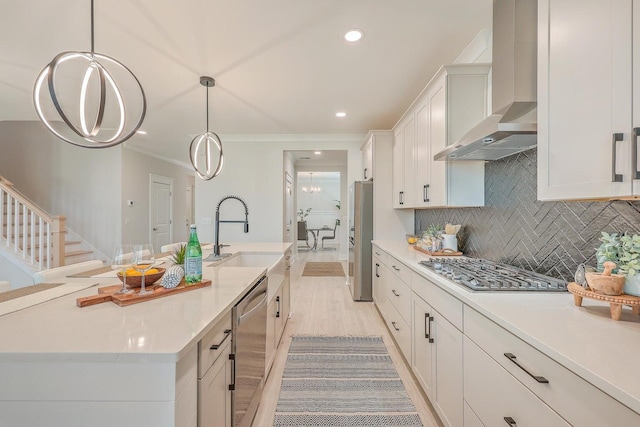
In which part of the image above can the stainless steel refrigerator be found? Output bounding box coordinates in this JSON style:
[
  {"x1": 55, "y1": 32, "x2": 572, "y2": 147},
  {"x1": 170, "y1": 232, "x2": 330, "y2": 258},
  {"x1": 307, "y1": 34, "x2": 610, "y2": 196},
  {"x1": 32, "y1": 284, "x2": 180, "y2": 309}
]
[{"x1": 348, "y1": 180, "x2": 373, "y2": 301}]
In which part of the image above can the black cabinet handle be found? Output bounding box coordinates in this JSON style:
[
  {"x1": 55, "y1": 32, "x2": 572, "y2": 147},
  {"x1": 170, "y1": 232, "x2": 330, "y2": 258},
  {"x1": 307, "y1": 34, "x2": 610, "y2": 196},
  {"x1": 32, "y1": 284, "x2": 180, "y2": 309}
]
[
  {"x1": 276, "y1": 296, "x2": 280, "y2": 318},
  {"x1": 392, "y1": 265, "x2": 400, "y2": 271},
  {"x1": 427, "y1": 314, "x2": 434, "y2": 343},
  {"x1": 633, "y1": 128, "x2": 640, "y2": 179},
  {"x1": 364, "y1": 168, "x2": 368, "y2": 180},
  {"x1": 424, "y1": 312, "x2": 429, "y2": 339},
  {"x1": 423, "y1": 184, "x2": 430, "y2": 202},
  {"x1": 504, "y1": 417, "x2": 517, "y2": 426},
  {"x1": 375, "y1": 263, "x2": 380, "y2": 278},
  {"x1": 612, "y1": 132, "x2": 623, "y2": 182},
  {"x1": 504, "y1": 353, "x2": 549, "y2": 383},
  {"x1": 391, "y1": 289, "x2": 400, "y2": 297},
  {"x1": 210, "y1": 329, "x2": 232, "y2": 350},
  {"x1": 228, "y1": 352, "x2": 236, "y2": 391},
  {"x1": 391, "y1": 321, "x2": 400, "y2": 331}
]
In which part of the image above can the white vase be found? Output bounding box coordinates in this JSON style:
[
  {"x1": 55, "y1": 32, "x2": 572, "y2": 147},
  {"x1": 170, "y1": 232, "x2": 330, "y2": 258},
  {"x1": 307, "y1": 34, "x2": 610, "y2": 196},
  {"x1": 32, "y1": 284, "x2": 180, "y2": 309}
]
[
  {"x1": 442, "y1": 234, "x2": 458, "y2": 252},
  {"x1": 624, "y1": 274, "x2": 640, "y2": 296}
]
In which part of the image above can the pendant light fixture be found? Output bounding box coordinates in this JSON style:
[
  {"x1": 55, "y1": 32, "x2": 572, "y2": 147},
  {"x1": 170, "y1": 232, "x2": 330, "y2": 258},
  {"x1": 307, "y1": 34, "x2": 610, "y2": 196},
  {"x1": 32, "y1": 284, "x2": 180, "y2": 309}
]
[
  {"x1": 190, "y1": 76, "x2": 224, "y2": 180},
  {"x1": 302, "y1": 172, "x2": 321, "y2": 193},
  {"x1": 33, "y1": 0, "x2": 146, "y2": 148}
]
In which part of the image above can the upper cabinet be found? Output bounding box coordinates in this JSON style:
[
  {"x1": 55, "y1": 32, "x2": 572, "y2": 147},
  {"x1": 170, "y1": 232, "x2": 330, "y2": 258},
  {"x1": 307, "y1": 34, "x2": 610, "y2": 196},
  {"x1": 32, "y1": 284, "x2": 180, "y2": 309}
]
[
  {"x1": 538, "y1": 0, "x2": 640, "y2": 200},
  {"x1": 362, "y1": 136, "x2": 373, "y2": 180},
  {"x1": 393, "y1": 64, "x2": 490, "y2": 209}
]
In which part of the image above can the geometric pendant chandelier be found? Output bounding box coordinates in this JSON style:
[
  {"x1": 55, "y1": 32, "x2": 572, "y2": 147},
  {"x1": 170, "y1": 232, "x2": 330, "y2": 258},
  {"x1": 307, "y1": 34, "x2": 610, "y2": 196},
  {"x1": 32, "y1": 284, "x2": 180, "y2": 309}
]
[
  {"x1": 189, "y1": 76, "x2": 224, "y2": 180},
  {"x1": 33, "y1": 0, "x2": 146, "y2": 148}
]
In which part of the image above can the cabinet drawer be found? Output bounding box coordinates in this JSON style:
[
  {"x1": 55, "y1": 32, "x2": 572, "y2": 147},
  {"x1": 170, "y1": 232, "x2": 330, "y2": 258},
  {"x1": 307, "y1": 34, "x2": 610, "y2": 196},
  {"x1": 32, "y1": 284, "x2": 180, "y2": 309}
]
[
  {"x1": 385, "y1": 302, "x2": 411, "y2": 362},
  {"x1": 198, "y1": 315, "x2": 232, "y2": 378},
  {"x1": 412, "y1": 272, "x2": 462, "y2": 331},
  {"x1": 464, "y1": 336, "x2": 570, "y2": 427},
  {"x1": 464, "y1": 307, "x2": 640, "y2": 426},
  {"x1": 387, "y1": 274, "x2": 411, "y2": 325},
  {"x1": 388, "y1": 255, "x2": 412, "y2": 284},
  {"x1": 372, "y1": 246, "x2": 388, "y2": 265}
]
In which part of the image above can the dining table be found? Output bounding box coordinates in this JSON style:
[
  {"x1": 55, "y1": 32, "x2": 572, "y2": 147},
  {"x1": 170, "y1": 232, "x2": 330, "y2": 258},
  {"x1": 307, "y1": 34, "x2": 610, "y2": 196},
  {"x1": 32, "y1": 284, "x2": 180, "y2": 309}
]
[{"x1": 306, "y1": 226, "x2": 333, "y2": 250}]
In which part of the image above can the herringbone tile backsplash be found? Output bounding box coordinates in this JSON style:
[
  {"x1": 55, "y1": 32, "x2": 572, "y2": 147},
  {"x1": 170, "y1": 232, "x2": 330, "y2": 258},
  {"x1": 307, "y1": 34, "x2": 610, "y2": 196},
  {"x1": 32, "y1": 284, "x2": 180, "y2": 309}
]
[{"x1": 415, "y1": 149, "x2": 640, "y2": 281}]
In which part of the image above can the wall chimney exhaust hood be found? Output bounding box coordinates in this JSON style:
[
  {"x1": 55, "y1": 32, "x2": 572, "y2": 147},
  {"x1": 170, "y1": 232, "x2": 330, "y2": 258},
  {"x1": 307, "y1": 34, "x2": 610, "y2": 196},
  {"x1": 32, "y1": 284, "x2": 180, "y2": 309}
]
[{"x1": 434, "y1": 0, "x2": 537, "y2": 161}]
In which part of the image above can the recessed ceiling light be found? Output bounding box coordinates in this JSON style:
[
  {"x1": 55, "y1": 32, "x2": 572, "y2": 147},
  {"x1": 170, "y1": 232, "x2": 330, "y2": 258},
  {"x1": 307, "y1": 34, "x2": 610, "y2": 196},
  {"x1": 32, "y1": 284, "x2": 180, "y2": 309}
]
[
  {"x1": 314, "y1": 151, "x2": 322, "y2": 155},
  {"x1": 345, "y1": 30, "x2": 363, "y2": 42},
  {"x1": 136, "y1": 130, "x2": 147, "y2": 135},
  {"x1": 336, "y1": 112, "x2": 346, "y2": 118}
]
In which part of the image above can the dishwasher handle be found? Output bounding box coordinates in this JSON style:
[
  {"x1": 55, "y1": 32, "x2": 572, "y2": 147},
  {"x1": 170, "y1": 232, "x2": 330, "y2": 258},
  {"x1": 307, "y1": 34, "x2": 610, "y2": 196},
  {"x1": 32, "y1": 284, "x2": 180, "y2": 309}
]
[{"x1": 238, "y1": 289, "x2": 267, "y2": 325}]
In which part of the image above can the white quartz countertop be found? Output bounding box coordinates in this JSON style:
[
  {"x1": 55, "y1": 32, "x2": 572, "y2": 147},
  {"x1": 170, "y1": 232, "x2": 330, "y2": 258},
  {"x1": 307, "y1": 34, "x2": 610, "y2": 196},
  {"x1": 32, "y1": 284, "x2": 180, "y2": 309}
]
[
  {"x1": 0, "y1": 242, "x2": 292, "y2": 363},
  {"x1": 373, "y1": 240, "x2": 640, "y2": 415}
]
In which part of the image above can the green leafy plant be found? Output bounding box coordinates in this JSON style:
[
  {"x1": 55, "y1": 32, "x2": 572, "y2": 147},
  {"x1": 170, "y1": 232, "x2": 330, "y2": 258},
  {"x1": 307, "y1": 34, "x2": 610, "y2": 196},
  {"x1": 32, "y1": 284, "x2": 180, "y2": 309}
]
[
  {"x1": 423, "y1": 223, "x2": 442, "y2": 238},
  {"x1": 595, "y1": 232, "x2": 640, "y2": 276},
  {"x1": 171, "y1": 244, "x2": 186, "y2": 265},
  {"x1": 618, "y1": 233, "x2": 640, "y2": 276},
  {"x1": 297, "y1": 208, "x2": 311, "y2": 222}
]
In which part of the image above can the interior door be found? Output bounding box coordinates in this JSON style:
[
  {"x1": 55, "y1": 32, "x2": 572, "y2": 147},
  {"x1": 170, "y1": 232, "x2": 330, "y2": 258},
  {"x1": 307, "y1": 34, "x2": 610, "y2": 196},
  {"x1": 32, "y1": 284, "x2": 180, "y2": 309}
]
[{"x1": 149, "y1": 174, "x2": 173, "y2": 252}]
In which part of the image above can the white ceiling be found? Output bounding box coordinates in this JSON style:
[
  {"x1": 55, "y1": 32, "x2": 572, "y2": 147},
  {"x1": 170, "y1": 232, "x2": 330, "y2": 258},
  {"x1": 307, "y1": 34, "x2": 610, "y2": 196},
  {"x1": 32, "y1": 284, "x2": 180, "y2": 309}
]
[{"x1": 1, "y1": 0, "x2": 492, "y2": 164}]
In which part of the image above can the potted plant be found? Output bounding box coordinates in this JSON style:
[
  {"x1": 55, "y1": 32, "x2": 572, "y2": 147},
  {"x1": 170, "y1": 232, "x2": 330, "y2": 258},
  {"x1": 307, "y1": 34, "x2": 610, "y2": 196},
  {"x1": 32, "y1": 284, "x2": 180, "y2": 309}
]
[
  {"x1": 171, "y1": 244, "x2": 186, "y2": 267},
  {"x1": 595, "y1": 232, "x2": 640, "y2": 296},
  {"x1": 297, "y1": 208, "x2": 311, "y2": 222}
]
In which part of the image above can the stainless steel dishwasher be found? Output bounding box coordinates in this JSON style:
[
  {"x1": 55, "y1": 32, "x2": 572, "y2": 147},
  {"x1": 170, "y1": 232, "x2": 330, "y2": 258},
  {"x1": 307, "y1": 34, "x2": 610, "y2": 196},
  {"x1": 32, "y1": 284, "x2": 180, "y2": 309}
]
[{"x1": 230, "y1": 275, "x2": 268, "y2": 427}]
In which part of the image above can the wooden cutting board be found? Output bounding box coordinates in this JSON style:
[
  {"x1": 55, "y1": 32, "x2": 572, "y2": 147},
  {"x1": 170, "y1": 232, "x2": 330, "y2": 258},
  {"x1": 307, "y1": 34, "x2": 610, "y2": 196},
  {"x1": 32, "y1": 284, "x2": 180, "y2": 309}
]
[
  {"x1": 413, "y1": 246, "x2": 462, "y2": 256},
  {"x1": 76, "y1": 279, "x2": 212, "y2": 307}
]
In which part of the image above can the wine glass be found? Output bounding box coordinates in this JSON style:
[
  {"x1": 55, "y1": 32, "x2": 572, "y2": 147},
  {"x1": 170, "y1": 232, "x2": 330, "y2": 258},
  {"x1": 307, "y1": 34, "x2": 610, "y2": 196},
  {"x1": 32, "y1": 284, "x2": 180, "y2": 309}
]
[
  {"x1": 132, "y1": 244, "x2": 155, "y2": 296},
  {"x1": 112, "y1": 244, "x2": 134, "y2": 295}
]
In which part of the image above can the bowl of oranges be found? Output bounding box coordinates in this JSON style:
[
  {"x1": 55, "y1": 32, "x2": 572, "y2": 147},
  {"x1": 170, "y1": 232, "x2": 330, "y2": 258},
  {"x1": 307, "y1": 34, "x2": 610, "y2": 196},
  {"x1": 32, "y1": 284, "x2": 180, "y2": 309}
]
[
  {"x1": 405, "y1": 234, "x2": 419, "y2": 246},
  {"x1": 117, "y1": 267, "x2": 165, "y2": 287}
]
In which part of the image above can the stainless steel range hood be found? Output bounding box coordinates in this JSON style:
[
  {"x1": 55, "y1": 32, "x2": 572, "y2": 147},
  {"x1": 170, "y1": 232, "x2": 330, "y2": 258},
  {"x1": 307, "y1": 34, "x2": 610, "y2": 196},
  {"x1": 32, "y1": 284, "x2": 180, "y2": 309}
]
[{"x1": 434, "y1": 0, "x2": 537, "y2": 161}]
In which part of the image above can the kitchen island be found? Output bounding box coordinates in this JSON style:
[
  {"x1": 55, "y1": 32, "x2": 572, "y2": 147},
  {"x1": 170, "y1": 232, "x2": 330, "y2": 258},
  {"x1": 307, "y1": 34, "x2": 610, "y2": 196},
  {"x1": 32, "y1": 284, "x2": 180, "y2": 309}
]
[
  {"x1": 0, "y1": 242, "x2": 291, "y2": 427},
  {"x1": 373, "y1": 240, "x2": 640, "y2": 426}
]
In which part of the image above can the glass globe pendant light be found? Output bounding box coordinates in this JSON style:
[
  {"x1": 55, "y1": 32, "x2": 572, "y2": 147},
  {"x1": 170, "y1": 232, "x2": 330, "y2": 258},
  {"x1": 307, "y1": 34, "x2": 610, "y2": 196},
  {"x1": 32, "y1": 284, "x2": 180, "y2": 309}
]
[
  {"x1": 33, "y1": 0, "x2": 146, "y2": 148},
  {"x1": 190, "y1": 76, "x2": 224, "y2": 180}
]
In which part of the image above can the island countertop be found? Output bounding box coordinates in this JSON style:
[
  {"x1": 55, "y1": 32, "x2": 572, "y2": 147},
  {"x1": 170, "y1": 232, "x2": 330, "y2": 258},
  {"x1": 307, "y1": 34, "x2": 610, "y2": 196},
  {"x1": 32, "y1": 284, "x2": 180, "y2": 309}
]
[{"x1": 0, "y1": 242, "x2": 292, "y2": 363}]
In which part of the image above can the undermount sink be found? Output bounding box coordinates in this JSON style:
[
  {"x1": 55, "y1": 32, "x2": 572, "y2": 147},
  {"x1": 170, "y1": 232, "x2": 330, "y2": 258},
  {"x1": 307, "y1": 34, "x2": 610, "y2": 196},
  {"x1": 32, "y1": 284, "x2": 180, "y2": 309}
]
[{"x1": 210, "y1": 253, "x2": 283, "y2": 271}]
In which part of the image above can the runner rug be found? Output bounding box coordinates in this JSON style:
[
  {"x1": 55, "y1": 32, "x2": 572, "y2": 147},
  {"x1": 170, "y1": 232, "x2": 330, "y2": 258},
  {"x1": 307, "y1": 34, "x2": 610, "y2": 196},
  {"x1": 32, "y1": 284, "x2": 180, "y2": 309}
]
[
  {"x1": 301, "y1": 262, "x2": 345, "y2": 277},
  {"x1": 273, "y1": 336, "x2": 423, "y2": 427}
]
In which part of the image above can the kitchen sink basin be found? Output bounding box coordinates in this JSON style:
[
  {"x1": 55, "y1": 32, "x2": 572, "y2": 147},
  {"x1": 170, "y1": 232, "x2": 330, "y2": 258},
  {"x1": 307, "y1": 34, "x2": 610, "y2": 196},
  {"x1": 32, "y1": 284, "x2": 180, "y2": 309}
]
[{"x1": 215, "y1": 253, "x2": 283, "y2": 270}]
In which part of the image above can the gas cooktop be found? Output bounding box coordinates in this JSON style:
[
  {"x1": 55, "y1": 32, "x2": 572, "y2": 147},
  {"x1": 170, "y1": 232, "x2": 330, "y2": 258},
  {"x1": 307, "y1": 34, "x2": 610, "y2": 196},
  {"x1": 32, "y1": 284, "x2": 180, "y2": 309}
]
[{"x1": 419, "y1": 258, "x2": 568, "y2": 292}]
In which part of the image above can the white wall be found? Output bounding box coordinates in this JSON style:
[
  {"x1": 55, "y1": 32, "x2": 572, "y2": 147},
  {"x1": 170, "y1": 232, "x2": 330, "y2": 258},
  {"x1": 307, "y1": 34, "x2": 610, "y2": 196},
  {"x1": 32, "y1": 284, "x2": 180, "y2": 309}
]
[
  {"x1": 297, "y1": 172, "x2": 341, "y2": 229},
  {"x1": 195, "y1": 135, "x2": 363, "y2": 257},
  {"x1": 0, "y1": 121, "x2": 122, "y2": 257},
  {"x1": 0, "y1": 247, "x2": 33, "y2": 288},
  {"x1": 121, "y1": 147, "x2": 195, "y2": 247}
]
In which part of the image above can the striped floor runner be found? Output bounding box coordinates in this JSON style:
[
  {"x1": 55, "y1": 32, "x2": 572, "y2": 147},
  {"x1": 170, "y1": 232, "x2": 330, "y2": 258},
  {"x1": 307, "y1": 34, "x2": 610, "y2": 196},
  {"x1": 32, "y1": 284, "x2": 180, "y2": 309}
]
[{"x1": 273, "y1": 336, "x2": 423, "y2": 427}]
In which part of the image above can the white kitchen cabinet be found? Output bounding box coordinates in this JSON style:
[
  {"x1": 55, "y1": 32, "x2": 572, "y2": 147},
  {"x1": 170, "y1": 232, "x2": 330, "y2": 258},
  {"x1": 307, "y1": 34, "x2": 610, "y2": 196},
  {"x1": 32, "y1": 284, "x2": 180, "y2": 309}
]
[
  {"x1": 464, "y1": 336, "x2": 569, "y2": 427},
  {"x1": 198, "y1": 337, "x2": 232, "y2": 427},
  {"x1": 464, "y1": 306, "x2": 640, "y2": 426},
  {"x1": 362, "y1": 136, "x2": 373, "y2": 180},
  {"x1": 198, "y1": 315, "x2": 233, "y2": 427},
  {"x1": 538, "y1": 0, "x2": 640, "y2": 200},
  {"x1": 366, "y1": 133, "x2": 413, "y2": 239},
  {"x1": 413, "y1": 65, "x2": 489, "y2": 208},
  {"x1": 412, "y1": 293, "x2": 463, "y2": 427},
  {"x1": 393, "y1": 118, "x2": 416, "y2": 208},
  {"x1": 266, "y1": 251, "x2": 291, "y2": 378}
]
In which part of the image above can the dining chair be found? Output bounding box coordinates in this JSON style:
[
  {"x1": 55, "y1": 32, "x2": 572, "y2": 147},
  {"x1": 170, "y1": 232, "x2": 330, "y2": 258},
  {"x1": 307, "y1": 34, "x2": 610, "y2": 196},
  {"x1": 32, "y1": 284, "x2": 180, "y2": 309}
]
[
  {"x1": 297, "y1": 221, "x2": 311, "y2": 250},
  {"x1": 160, "y1": 242, "x2": 187, "y2": 253},
  {"x1": 321, "y1": 220, "x2": 339, "y2": 250},
  {"x1": 33, "y1": 260, "x2": 105, "y2": 284}
]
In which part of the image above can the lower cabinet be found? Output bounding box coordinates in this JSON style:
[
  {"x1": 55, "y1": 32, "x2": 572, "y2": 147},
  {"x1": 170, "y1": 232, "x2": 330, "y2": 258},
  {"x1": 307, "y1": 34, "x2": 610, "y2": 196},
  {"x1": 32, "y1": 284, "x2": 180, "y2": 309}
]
[
  {"x1": 266, "y1": 252, "x2": 291, "y2": 378},
  {"x1": 412, "y1": 294, "x2": 463, "y2": 427},
  {"x1": 198, "y1": 316, "x2": 233, "y2": 427},
  {"x1": 464, "y1": 336, "x2": 569, "y2": 427}
]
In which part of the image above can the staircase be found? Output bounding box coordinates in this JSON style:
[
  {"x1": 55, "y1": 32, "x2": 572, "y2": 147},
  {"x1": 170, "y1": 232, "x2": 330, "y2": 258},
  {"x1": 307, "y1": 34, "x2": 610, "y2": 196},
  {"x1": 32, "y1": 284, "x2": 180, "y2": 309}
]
[{"x1": 0, "y1": 175, "x2": 94, "y2": 270}]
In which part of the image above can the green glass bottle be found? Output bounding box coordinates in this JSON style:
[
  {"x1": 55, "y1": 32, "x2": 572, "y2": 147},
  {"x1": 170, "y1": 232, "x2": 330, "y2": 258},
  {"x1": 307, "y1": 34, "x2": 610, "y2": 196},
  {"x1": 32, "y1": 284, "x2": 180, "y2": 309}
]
[{"x1": 185, "y1": 224, "x2": 202, "y2": 283}]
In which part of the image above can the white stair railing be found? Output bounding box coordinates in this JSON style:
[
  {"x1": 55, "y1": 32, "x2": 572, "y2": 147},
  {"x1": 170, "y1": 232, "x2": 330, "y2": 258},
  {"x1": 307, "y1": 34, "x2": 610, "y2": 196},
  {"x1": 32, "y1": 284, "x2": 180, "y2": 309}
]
[{"x1": 0, "y1": 176, "x2": 66, "y2": 269}]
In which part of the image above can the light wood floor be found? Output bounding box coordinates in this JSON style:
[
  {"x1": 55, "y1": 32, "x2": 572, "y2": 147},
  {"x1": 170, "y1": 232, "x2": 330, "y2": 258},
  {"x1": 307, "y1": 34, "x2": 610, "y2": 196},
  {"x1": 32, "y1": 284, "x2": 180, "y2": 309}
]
[{"x1": 252, "y1": 248, "x2": 442, "y2": 427}]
